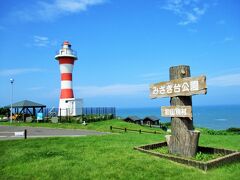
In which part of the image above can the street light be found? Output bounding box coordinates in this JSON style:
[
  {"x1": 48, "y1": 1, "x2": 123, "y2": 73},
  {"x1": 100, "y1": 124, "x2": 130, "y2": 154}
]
[{"x1": 10, "y1": 78, "x2": 14, "y2": 123}]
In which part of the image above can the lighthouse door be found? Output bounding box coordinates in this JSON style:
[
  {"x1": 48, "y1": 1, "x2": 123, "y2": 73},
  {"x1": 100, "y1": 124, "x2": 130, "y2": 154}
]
[{"x1": 69, "y1": 101, "x2": 74, "y2": 115}]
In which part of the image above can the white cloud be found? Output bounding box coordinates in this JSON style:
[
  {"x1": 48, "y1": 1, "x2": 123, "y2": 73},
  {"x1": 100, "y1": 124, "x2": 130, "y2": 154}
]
[
  {"x1": 223, "y1": 37, "x2": 234, "y2": 42},
  {"x1": 162, "y1": 0, "x2": 209, "y2": 26},
  {"x1": 193, "y1": 7, "x2": 206, "y2": 15},
  {"x1": 13, "y1": 0, "x2": 106, "y2": 22},
  {"x1": 178, "y1": 12, "x2": 198, "y2": 25},
  {"x1": 0, "y1": 68, "x2": 44, "y2": 76},
  {"x1": 75, "y1": 84, "x2": 149, "y2": 97},
  {"x1": 210, "y1": 36, "x2": 234, "y2": 46},
  {"x1": 57, "y1": 0, "x2": 105, "y2": 12},
  {"x1": 34, "y1": 36, "x2": 50, "y2": 47},
  {"x1": 32, "y1": 35, "x2": 58, "y2": 47},
  {"x1": 208, "y1": 73, "x2": 240, "y2": 87}
]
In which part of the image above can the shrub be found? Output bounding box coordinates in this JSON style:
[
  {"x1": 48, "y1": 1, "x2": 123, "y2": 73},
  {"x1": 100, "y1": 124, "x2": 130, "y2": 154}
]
[
  {"x1": 84, "y1": 114, "x2": 114, "y2": 123},
  {"x1": 0, "y1": 107, "x2": 10, "y2": 116},
  {"x1": 226, "y1": 127, "x2": 240, "y2": 133},
  {"x1": 206, "y1": 129, "x2": 227, "y2": 135},
  {"x1": 57, "y1": 114, "x2": 114, "y2": 124},
  {"x1": 162, "y1": 122, "x2": 171, "y2": 127},
  {"x1": 160, "y1": 122, "x2": 171, "y2": 131},
  {"x1": 195, "y1": 152, "x2": 224, "y2": 162}
]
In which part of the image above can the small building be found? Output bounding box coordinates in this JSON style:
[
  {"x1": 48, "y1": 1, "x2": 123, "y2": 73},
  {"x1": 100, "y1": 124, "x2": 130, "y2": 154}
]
[
  {"x1": 143, "y1": 116, "x2": 160, "y2": 126},
  {"x1": 5, "y1": 100, "x2": 46, "y2": 120},
  {"x1": 124, "y1": 116, "x2": 142, "y2": 125}
]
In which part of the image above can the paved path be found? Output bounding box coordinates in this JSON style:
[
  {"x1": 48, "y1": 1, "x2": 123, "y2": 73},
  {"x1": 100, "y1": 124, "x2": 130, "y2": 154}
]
[{"x1": 0, "y1": 125, "x2": 108, "y2": 140}]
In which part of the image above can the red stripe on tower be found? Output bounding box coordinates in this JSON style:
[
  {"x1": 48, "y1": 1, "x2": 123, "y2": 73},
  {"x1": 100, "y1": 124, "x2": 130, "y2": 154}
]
[
  {"x1": 60, "y1": 89, "x2": 74, "y2": 99},
  {"x1": 61, "y1": 73, "x2": 72, "y2": 81},
  {"x1": 59, "y1": 57, "x2": 75, "y2": 65}
]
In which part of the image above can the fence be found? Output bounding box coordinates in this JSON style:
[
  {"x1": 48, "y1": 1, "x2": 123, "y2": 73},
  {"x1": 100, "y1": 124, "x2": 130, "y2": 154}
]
[
  {"x1": 82, "y1": 107, "x2": 116, "y2": 116},
  {"x1": 45, "y1": 107, "x2": 115, "y2": 116},
  {"x1": 110, "y1": 126, "x2": 162, "y2": 135},
  {"x1": 45, "y1": 107, "x2": 116, "y2": 123},
  {"x1": 7, "y1": 107, "x2": 116, "y2": 123}
]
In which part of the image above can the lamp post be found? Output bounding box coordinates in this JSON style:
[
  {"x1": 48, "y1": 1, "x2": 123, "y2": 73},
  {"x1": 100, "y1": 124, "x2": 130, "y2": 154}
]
[{"x1": 10, "y1": 78, "x2": 14, "y2": 123}]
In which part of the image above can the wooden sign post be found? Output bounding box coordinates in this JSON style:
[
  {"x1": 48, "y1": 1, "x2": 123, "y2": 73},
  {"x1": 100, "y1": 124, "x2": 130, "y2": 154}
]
[{"x1": 150, "y1": 65, "x2": 207, "y2": 157}]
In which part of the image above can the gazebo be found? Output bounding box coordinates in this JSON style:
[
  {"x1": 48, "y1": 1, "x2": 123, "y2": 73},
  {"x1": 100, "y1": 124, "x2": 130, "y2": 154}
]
[{"x1": 5, "y1": 100, "x2": 46, "y2": 117}]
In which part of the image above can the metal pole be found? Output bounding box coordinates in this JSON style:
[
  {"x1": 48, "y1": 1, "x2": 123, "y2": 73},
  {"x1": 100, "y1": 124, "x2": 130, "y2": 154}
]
[
  {"x1": 10, "y1": 78, "x2": 14, "y2": 123},
  {"x1": 24, "y1": 129, "x2": 27, "y2": 139},
  {"x1": 59, "y1": 108, "x2": 61, "y2": 122}
]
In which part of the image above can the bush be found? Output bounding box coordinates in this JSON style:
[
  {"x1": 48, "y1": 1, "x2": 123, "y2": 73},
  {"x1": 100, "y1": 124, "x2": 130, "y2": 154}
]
[
  {"x1": 0, "y1": 107, "x2": 10, "y2": 116},
  {"x1": 160, "y1": 122, "x2": 171, "y2": 131},
  {"x1": 59, "y1": 116, "x2": 82, "y2": 124},
  {"x1": 226, "y1": 127, "x2": 240, "y2": 133},
  {"x1": 162, "y1": 122, "x2": 171, "y2": 127},
  {"x1": 195, "y1": 152, "x2": 224, "y2": 162},
  {"x1": 206, "y1": 129, "x2": 227, "y2": 135},
  {"x1": 57, "y1": 114, "x2": 114, "y2": 124},
  {"x1": 83, "y1": 114, "x2": 114, "y2": 123}
]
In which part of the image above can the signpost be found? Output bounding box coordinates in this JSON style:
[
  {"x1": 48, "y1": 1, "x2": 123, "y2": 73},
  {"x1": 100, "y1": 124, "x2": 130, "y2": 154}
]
[{"x1": 150, "y1": 65, "x2": 207, "y2": 157}]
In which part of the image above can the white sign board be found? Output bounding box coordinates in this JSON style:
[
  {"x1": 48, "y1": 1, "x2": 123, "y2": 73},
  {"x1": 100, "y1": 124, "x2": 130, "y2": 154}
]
[
  {"x1": 37, "y1": 113, "x2": 43, "y2": 120},
  {"x1": 14, "y1": 131, "x2": 24, "y2": 137},
  {"x1": 161, "y1": 106, "x2": 192, "y2": 119},
  {"x1": 150, "y1": 75, "x2": 207, "y2": 99}
]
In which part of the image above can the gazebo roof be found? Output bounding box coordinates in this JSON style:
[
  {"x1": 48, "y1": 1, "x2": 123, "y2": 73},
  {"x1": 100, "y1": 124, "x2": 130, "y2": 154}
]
[
  {"x1": 5, "y1": 100, "x2": 46, "y2": 108},
  {"x1": 143, "y1": 116, "x2": 160, "y2": 121},
  {"x1": 124, "y1": 116, "x2": 142, "y2": 121}
]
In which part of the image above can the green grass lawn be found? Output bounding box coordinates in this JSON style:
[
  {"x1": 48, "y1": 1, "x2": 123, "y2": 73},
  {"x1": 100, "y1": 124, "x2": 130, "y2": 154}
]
[
  {"x1": 0, "y1": 120, "x2": 240, "y2": 179},
  {"x1": 0, "y1": 119, "x2": 165, "y2": 133}
]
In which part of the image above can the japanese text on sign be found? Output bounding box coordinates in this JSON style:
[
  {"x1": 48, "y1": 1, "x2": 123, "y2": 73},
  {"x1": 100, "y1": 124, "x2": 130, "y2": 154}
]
[
  {"x1": 152, "y1": 80, "x2": 199, "y2": 95},
  {"x1": 161, "y1": 106, "x2": 192, "y2": 119},
  {"x1": 150, "y1": 75, "x2": 207, "y2": 98},
  {"x1": 165, "y1": 108, "x2": 187, "y2": 116}
]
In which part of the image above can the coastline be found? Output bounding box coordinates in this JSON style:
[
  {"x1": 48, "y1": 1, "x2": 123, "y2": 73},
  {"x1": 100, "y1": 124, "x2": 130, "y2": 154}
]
[{"x1": 116, "y1": 105, "x2": 240, "y2": 130}]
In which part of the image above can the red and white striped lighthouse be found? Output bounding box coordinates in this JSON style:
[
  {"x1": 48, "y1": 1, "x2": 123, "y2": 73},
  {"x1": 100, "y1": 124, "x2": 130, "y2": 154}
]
[{"x1": 55, "y1": 41, "x2": 82, "y2": 116}]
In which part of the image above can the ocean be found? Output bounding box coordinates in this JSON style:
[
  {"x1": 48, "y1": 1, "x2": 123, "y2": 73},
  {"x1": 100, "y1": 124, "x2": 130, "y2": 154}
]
[{"x1": 116, "y1": 105, "x2": 240, "y2": 130}]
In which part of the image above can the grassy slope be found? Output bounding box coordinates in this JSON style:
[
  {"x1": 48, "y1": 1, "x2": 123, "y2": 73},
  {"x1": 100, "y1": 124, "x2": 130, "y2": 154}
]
[{"x1": 0, "y1": 120, "x2": 240, "y2": 180}]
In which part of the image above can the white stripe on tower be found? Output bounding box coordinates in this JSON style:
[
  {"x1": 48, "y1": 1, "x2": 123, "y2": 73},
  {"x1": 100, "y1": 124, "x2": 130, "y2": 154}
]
[
  {"x1": 61, "y1": 81, "x2": 72, "y2": 89},
  {"x1": 60, "y1": 64, "x2": 73, "y2": 73}
]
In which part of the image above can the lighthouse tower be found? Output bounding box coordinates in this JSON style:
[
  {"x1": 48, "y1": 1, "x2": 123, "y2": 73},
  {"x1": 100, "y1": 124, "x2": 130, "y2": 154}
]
[{"x1": 55, "y1": 41, "x2": 82, "y2": 116}]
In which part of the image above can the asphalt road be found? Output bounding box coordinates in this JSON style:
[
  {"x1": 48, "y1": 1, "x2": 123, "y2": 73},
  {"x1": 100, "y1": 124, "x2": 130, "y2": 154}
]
[{"x1": 0, "y1": 125, "x2": 108, "y2": 140}]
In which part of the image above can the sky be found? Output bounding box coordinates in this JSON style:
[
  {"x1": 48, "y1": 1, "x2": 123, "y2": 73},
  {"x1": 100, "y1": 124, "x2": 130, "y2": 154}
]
[{"x1": 0, "y1": 0, "x2": 240, "y2": 108}]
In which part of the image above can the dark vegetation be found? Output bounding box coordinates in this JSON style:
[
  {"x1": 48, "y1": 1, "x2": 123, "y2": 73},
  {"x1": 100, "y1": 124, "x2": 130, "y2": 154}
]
[
  {"x1": 0, "y1": 107, "x2": 10, "y2": 116},
  {"x1": 199, "y1": 127, "x2": 240, "y2": 135}
]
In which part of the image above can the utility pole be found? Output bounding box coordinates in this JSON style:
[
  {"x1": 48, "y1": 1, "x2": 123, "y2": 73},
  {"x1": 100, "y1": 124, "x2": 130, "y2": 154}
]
[{"x1": 10, "y1": 78, "x2": 14, "y2": 123}]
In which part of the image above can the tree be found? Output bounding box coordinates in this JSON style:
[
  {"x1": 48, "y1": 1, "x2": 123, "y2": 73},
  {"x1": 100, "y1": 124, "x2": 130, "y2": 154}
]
[{"x1": 0, "y1": 107, "x2": 10, "y2": 116}]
